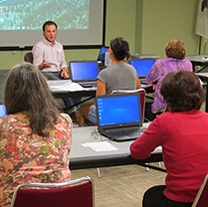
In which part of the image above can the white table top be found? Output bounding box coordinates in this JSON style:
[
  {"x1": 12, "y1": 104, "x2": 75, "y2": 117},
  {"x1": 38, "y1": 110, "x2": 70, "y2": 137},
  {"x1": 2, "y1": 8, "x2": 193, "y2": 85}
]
[
  {"x1": 196, "y1": 72, "x2": 208, "y2": 77},
  {"x1": 70, "y1": 124, "x2": 162, "y2": 169},
  {"x1": 47, "y1": 80, "x2": 96, "y2": 92},
  {"x1": 186, "y1": 55, "x2": 208, "y2": 63}
]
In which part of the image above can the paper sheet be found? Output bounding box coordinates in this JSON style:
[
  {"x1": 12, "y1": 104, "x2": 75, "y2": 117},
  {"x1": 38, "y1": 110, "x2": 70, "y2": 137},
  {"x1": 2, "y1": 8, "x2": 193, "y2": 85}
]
[
  {"x1": 82, "y1": 141, "x2": 118, "y2": 152},
  {"x1": 49, "y1": 82, "x2": 85, "y2": 91}
]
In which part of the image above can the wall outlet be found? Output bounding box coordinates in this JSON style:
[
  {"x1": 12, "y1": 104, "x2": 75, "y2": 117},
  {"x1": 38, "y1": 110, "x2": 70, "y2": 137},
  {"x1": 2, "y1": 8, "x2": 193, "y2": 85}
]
[{"x1": 12, "y1": 51, "x2": 16, "y2": 58}]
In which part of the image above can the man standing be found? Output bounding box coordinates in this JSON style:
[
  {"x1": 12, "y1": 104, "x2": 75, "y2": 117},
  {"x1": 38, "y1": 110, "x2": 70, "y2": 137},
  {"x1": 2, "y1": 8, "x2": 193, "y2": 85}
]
[{"x1": 32, "y1": 21, "x2": 80, "y2": 120}]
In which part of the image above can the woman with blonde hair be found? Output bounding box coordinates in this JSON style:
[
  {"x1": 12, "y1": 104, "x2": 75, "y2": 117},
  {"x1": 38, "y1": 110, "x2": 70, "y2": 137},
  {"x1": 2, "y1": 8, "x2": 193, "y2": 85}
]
[{"x1": 145, "y1": 38, "x2": 193, "y2": 120}]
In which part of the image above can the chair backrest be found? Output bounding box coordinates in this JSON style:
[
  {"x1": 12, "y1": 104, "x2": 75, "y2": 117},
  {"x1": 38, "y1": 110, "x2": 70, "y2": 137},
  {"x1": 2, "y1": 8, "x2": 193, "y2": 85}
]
[
  {"x1": 10, "y1": 176, "x2": 94, "y2": 207},
  {"x1": 24, "y1": 52, "x2": 33, "y2": 63},
  {"x1": 192, "y1": 174, "x2": 208, "y2": 207},
  {"x1": 138, "y1": 89, "x2": 146, "y2": 121}
]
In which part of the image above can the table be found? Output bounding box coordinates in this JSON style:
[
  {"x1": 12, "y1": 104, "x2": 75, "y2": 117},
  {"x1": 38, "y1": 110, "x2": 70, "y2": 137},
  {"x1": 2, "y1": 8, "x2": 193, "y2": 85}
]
[
  {"x1": 47, "y1": 80, "x2": 96, "y2": 110},
  {"x1": 196, "y1": 73, "x2": 208, "y2": 112},
  {"x1": 47, "y1": 81, "x2": 161, "y2": 170},
  {"x1": 47, "y1": 80, "x2": 154, "y2": 113},
  {"x1": 47, "y1": 80, "x2": 153, "y2": 98},
  {"x1": 47, "y1": 80, "x2": 96, "y2": 99},
  {"x1": 186, "y1": 55, "x2": 208, "y2": 72},
  {"x1": 69, "y1": 124, "x2": 162, "y2": 170}
]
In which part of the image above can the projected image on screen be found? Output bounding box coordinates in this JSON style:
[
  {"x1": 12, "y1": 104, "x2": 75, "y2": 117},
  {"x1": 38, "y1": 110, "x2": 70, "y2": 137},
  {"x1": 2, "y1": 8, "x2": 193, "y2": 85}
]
[
  {"x1": 0, "y1": 0, "x2": 89, "y2": 30},
  {"x1": 0, "y1": 0, "x2": 104, "y2": 47}
]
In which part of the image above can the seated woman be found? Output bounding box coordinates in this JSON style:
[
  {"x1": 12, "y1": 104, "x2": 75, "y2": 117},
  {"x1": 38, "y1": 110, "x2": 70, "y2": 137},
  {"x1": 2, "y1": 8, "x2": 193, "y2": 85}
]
[
  {"x1": 0, "y1": 63, "x2": 72, "y2": 207},
  {"x1": 145, "y1": 38, "x2": 193, "y2": 120},
  {"x1": 130, "y1": 70, "x2": 208, "y2": 207},
  {"x1": 78, "y1": 37, "x2": 141, "y2": 126}
]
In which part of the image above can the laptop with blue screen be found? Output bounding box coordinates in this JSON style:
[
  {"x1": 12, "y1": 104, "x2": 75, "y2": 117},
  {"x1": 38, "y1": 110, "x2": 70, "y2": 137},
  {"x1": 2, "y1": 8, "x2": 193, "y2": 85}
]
[
  {"x1": 130, "y1": 58, "x2": 156, "y2": 83},
  {"x1": 97, "y1": 46, "x2": 109, "y2": 65},
  {"x1": 0, "y1": 104, "x2": 6, "y2": 116},
  {"x1": 69, "y1": 60, "x2": 99, "y2": 88},
  {"x1": 95, "y1": 93, "x2": 143, "y2": 141}
]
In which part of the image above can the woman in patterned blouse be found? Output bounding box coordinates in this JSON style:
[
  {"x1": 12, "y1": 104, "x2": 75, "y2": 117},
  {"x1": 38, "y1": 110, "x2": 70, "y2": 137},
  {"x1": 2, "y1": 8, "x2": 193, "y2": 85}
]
[{"x1": 0, "y1": 63, "x2": 72, "y2": 207}]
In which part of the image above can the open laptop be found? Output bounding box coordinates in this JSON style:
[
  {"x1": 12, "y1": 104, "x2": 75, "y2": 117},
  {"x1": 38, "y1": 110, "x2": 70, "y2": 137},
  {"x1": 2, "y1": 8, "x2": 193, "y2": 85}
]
[
  {"x1": 97, "y1": 46, "x2": 109, "y2": 69},
  {"x1": 95, "y1": 93, "x2": 144, "y2": 142},
  {"x1": 0, "y1": 104, "x2": 6, "y2": 116},
  {"x1": 69, "y1": 60, "x2": 99, "y2": 88},
  {"x1": 129, "y1": 58, "x2": 156, "y2": 84}
]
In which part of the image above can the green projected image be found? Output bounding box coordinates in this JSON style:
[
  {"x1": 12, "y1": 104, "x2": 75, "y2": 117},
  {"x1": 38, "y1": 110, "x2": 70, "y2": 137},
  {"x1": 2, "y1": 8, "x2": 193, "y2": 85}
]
[{"x1": 0, "y1": 0, "x2": 89, "y2": 30}]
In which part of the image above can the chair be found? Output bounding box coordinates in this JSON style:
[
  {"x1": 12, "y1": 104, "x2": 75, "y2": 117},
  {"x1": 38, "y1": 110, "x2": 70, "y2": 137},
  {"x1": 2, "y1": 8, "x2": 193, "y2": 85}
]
[
  {"x1": 24, "y1": 52, "x2": 33, "y2": 63},
  {"x1": 192, "y1": 174, "x2": 208, "y2": 207},
  {"x1": 10, "y1": 176, "x2": 94, "y2": 207}
]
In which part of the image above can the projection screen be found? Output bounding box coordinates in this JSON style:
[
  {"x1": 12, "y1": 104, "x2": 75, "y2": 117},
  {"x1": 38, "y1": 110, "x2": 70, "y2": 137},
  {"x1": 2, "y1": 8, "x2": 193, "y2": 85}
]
[{"x1": 0, "y1": 0, "x2": 105, "y2": 49}]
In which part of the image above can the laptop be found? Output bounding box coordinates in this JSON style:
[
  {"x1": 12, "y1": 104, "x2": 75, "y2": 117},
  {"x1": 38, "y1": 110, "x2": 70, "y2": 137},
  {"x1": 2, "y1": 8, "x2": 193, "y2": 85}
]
[
  {"x1": 97, "y1": 46, "x2": 109, "y2": 69},
  {"x1": 69, "y1": 60, "x2": 99, "y2": 88},
  {"x1": 95, "y1": 93, "x2": 144, "y2": 142},
  {"x1": 0, "y1": 104, "x2": 6, "y2": 116},
  {"x1": 129, "y1": 58, "x2": 156, "y2": 84}
]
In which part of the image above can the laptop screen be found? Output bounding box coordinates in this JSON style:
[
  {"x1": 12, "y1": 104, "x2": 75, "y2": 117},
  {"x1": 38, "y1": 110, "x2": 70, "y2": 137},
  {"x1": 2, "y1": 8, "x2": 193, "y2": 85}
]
[
  {"x1": 97, "y1": 46, "x2": 109, "y2": 63},
  {"x1": 96, "y1": 93, "x2": 142, "y2": 127},
  {"x1": 0, "y1": 104, "x2": 6, "y2": 116},
  {"x1": 69, "y1": 61, "x2": 99, "y2": 82},
  {"x1": 130, "y1": 59, "x2": 156, "y2": 78}
]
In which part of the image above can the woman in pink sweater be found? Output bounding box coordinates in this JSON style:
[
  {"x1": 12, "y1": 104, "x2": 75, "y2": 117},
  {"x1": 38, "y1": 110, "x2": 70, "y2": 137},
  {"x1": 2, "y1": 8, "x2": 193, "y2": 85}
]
[{"x1": 131, "y1": 70, "x2": 208, "y2": 207}]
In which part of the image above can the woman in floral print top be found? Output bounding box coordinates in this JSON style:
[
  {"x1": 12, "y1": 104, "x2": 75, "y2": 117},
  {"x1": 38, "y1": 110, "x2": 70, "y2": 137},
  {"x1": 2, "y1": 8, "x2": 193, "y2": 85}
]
[{"x1": 0, "y1": 63, "x2": 72, "y2": 207}]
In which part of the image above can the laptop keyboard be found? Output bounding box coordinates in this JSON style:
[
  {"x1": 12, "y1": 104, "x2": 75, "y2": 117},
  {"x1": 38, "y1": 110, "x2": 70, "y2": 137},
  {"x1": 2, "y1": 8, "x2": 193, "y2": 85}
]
[
  {"x1": 106, "y1": 128, "x2": 140, "y2": 137},
  {"x1": 100, "y1": 126, "x2": 147, "y2": 141},
  {"x1": 79, "y1": 83, "x2": 97, "y2": 88}
]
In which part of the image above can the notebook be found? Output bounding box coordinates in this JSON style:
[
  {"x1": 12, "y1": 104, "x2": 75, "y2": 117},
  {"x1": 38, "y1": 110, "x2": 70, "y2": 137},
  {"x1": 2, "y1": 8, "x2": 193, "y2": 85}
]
[
  {"x1": 0, "y1": 104, "x2": 6, "y2": 116},
  {"x1": 69, "y1": 60, "x2": 99, "y2": 88},
  {"x1": 95, "y1": 93, "x2": 144, "y2": 142},
  {"x1": 129, "y1": 58, "x2": 156, "y2": 84}
]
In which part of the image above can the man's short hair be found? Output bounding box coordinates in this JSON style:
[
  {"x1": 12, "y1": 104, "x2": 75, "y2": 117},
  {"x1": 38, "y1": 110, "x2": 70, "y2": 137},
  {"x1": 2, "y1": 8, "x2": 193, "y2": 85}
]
[{"x1": 42, "y1": 21, "x2": 57, "y2": 31}]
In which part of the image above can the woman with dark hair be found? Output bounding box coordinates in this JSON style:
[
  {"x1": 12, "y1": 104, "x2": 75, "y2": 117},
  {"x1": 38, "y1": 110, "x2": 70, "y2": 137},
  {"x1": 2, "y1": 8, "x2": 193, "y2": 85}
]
[
  {"x1": 145, "y1": 38, "x2": 193, "y2": 120},
  {"x1": 130, "y1": 70, "x2": 208, "y2": 207},
  {"x1": 78, "y1": 37, "x2": 141, "y2": 126},
  {"x1": 0, "y1": 63, "x2": 72, "y2": 207}
]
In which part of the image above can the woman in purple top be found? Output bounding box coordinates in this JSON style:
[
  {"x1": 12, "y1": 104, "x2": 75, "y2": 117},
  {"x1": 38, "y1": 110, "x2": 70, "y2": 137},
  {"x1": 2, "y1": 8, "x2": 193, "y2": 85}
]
[{"x1": 145, "y1": 38, "x2": 193, "y2": 120}]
